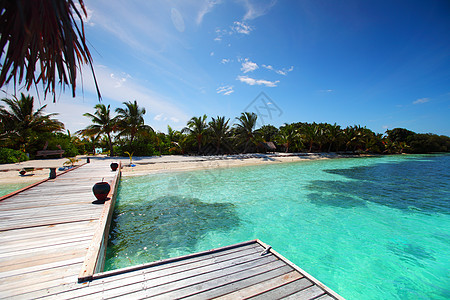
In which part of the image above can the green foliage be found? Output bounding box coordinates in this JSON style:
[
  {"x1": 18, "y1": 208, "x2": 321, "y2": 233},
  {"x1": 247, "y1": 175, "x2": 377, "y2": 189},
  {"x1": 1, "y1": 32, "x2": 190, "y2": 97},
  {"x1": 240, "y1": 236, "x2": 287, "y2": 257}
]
[
  {"x1": 0, "y1": 94, "x2": 64, "y2": 153},
  {"x1": 0, "y1": 148, "x2": 29, "y2": 164},
  {"x1": 63, "y1": 157, "x2": 80, "y2": 167}
]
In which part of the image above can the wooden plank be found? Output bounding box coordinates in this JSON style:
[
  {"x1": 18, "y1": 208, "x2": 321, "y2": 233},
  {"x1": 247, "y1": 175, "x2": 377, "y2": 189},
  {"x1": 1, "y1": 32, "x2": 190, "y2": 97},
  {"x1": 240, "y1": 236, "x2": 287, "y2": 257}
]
[
  {"x1": 181, "y1": 265, "x2": 294, "y2": 299},
  {"x1": 0, "y1": 257, "x2": 84, "y2": 279},
  {"x1": 110, "y1": 259, "x2": 286, "y2": 300},
  {"x1": 0, "y1": 220, "x2": 97, "y2": 242},
  {"x1": 282, "y1": 285, "x2": 326, "y2": 300},
  {"x1": 315, "y1": 294, "x2": 337, "y2": 300},
  {"x1": 248, "y1": 278, "x2": 313, "y2": 300},
  {"x1": 256, "y1": 240, "x2": 345, "y2": 300},
  {"x1": 215, "y1": 271, "x2": 303, "y2": 300},
  {"x1": 0, "y1": 233, "x2": 94, "y2": 254},
  {"x1": 79, "y1": 167, "x2": 121, "y2": 281},
  {"x1": 92, "y1": 239, "x2": 260, "y2": 280},
  {"x1": 0, "y1": 235, "x2": 92, "y2": 259},
  {"x1": 0, "y1": 249, "x2": 87, "y2": 272},
  {"x1": 0, "y1": 215, "x2": 102, "y2": 231},
  {"x1": 52, "y1": 247, "x2": 268, "y2": 299},
  {"x1": 36, "y1": 244, "x2": 262, "y2": 298}
]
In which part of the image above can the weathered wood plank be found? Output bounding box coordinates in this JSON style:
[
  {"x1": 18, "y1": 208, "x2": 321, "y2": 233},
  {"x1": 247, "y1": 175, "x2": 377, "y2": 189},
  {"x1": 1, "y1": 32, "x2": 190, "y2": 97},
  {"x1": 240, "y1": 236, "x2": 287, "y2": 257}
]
[
  {"x1": 181, "y1": 265, "x2": 294, "y2": 300},
  {"x1": 282, "y1": 285, "x2": 326, "y2": 300},
  {"x1": 248, "y1": 277, "x2": 314, "y2": 300},
  {"x1": 215, "y1": 270, "x2": 303, "y2": 300},
  {"x1": 0, "y1": 220, "x2": 97, "y2": 243},
  {"x1": 314, "y1": 294, "x2": 337, "y2": 300},
  {"x1": 110, "y1": 259, "x2": 286, "y2": 300},
  {"x1": 51, "y1": 248, "x2": 269, "y2": 299}
]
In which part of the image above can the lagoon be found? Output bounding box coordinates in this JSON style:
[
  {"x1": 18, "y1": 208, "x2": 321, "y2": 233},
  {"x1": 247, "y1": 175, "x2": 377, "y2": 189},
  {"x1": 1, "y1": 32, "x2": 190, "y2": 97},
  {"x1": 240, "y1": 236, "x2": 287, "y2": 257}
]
[{"x1": 105, "y1": 154, "x2": 450, "y2": 299}]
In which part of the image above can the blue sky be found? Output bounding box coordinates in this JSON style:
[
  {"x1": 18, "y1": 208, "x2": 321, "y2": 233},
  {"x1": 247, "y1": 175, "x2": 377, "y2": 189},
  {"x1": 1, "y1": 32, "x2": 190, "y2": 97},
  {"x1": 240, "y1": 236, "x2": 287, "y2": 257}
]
[{"x1": 3, "y1": 0, "x2": 449, "y2": 135}]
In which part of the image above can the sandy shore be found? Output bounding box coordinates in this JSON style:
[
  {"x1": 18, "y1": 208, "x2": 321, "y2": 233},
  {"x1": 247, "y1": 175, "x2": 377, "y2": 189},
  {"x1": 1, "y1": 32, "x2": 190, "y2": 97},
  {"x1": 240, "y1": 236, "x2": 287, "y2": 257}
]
[{"x1": 0, "y1": 153, "x2": 364, "y2": 185}]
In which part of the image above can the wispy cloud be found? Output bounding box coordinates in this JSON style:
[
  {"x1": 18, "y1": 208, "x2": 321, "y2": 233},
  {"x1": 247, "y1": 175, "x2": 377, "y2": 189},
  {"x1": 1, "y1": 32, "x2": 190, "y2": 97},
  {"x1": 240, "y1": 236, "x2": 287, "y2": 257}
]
[
  {"x1": 319, "y1": 89, "x2": 334, "y2": 93},
  {"x1": 216, "y1": 85, "x2": 234, "y2": 95},
  {"x1": 262, "y1": 65, "x2": 294, "y2": 75},
  {"x1": 413, "y1": 97, "x2": 430, "y2": 104},
  {"x1": 197, "y1": 0, "x2": 221, "y2": 25},
  {"x1": 237, "y1": 75, "x2": 279, "y2": 87},
  {"x1": 241, "y1": 58, "x2": 258, "y2": 73},
  {"x1": 221, "y1": 58, "x2": 230, "y2": 64},
  {"x1": 241, "y1": 0, "x2": 277, "y2": 20}
]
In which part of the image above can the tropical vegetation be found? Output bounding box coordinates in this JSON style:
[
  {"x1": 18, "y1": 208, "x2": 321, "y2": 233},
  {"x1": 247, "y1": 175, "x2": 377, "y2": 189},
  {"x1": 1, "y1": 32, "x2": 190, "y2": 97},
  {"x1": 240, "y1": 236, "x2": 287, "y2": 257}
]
[{"x1": 0, "y1": 94, "x2": 449, "y2": 162}]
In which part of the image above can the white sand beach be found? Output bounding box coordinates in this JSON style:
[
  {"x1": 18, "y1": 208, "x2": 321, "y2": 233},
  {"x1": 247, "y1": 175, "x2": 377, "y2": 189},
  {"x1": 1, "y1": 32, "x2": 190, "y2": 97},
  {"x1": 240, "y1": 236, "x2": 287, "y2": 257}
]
[{"x1": 0, "y1": 153, "x2": 363, "y2": 185}]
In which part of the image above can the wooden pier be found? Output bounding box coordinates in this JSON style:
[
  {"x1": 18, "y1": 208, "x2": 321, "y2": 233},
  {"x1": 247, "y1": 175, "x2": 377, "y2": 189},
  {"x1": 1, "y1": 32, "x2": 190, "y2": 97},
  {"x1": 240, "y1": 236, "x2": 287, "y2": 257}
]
[{"x1": 0, "y1": 160, "x2": 343, "y2": 299}]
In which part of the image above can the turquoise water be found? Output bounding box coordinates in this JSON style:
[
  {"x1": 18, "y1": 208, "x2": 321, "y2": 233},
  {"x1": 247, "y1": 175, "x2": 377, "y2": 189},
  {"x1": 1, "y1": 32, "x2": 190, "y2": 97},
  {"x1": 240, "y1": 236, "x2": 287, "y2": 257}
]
[
  {"x1": 105, "y1": 154, "x2": 450, "y2": 299},
  {"x1": 0, "y1": 182, "x2": 30, "y2": 197}
]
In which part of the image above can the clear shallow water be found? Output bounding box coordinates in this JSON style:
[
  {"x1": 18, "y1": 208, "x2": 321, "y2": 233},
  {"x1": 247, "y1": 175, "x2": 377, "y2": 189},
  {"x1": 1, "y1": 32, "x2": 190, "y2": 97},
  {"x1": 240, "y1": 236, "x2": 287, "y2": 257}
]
[
  {"x1": 105, "y1": 154, "x2": 450, "y2": 299},
  {"x1": 0, "y1": 182, "x2": 30, "y2": 197}
]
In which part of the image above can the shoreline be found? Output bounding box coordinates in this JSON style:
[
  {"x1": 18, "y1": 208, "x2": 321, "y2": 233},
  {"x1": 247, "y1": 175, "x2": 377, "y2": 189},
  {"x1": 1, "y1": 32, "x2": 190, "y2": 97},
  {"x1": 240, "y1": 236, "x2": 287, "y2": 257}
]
[
  {"x1": 120, "y1": 152, "x2": 376, "y2": 177},
  {"x1": 0, "y1": 153, "x2": 375, "y2": 185}
]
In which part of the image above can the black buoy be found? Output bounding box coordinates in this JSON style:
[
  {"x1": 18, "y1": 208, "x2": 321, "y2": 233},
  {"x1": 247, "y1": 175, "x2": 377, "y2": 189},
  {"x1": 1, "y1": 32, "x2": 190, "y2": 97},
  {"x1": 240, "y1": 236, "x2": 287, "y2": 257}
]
[{"x1": 87, "y1": 157, "x2": 90, "y2": 163}]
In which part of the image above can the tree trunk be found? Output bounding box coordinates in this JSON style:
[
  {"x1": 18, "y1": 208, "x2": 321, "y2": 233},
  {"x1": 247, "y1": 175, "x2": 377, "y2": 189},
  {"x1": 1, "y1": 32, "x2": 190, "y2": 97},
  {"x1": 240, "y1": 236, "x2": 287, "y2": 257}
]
[{"x1": 107, "y1": 133, "x2": 114, "y2": 157}]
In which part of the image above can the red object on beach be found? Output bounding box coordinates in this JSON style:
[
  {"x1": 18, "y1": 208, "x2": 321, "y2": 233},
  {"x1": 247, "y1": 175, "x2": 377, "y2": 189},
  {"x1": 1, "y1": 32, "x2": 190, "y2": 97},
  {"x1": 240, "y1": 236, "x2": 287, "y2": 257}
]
[{"x1": 92, "y1": 181, "x2": 111, "y2": 201}]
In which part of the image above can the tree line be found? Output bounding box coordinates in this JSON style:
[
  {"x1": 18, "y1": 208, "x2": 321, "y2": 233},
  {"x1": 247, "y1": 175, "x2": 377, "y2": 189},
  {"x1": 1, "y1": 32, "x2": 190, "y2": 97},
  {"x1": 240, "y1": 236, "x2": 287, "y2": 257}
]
[{"x1": 0, "y1": 95, "x2": 449, "y2": 163}]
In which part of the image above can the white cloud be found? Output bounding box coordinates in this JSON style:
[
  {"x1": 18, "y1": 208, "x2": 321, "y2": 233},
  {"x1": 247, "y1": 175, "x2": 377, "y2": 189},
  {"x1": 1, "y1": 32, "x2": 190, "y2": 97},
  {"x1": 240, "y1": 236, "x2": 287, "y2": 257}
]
[
  {"x1": 171, "y1": 8, "x2": 185, "y2": 32},
  {"x1": 236, "y1": 76, "x2": 279, "y2": 87},
  {"x1": 197, "y1": 0, "x2": 221, "y2": 25},
  {"x1": 413, "y1": 97, "x2": 430, "y2": 104},
  {"x1": 170, "y1": 117, "x2": 180, "y2": 123},
  {"x1": 210, "y1": 52, "x2": 214, "y2": 56},
  {"x1": 241, "y1": 59, "x2": 258, "y2": 73},
  {"x1": 231, "y1": 21, "x2": 253, "y2": 34},
  {"x1": 214, "y1": 21, "x2": 253, "y2": 41},
  {"x1": 154, "y1": 113, "x2": 164, "y2": 121},
  {"x1": 262, "y1": 64, "x2": 293, "y2": 76},
  {"x1": 221, "y1": 58, "x2": 230, "y2": 64},
  {"x1": 216, "y1": 85, "x2": 234, "y2": 95},
  {"x1": 74, "y1": 2, "x2": 94, "y2": 26},
  {"x1": 241, "y1": 0, "x2": 277, "y2": 20}
]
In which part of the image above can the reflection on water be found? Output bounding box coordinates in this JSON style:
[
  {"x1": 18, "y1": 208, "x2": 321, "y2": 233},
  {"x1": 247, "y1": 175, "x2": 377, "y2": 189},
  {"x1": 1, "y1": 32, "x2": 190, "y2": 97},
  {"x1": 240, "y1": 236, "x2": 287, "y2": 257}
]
[{"x1": 105, "y1": 195, "x2": 239, "y2": 270}]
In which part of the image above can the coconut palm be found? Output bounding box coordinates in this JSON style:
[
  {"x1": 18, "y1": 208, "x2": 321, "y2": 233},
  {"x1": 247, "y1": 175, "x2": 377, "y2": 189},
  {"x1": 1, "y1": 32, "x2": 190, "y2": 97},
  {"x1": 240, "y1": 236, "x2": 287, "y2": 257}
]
[
  {"x1": 234, "y1": 112, "x2": 258, "y2": 153},
  {"x1": 182, "y1": 115, "x2": 208, "y2": 154},
  {"x1": 0, "y1": 93, "x2": 64, "y2": 150},
  {"x1": 78, "y1": 104, "x2": 116, "y2": 156},
  {"x1": 277, "y1": 124, "x2": 298, "y2": 153},
  {"x1": 115, "y1": 100, "x2": 152, "y2": 148},
  {"x1": 325, "y1": 123, "x2": 342, "y2": 152},
  {"x1": 0, "y1": 0, "x2": 100, "y2": 100},
  {"x1": 209, "y1": 116, "x2": 230, "y2": 154},
  {"x1": 300, "y1": 123, "x2": 321, "y2": 152}
]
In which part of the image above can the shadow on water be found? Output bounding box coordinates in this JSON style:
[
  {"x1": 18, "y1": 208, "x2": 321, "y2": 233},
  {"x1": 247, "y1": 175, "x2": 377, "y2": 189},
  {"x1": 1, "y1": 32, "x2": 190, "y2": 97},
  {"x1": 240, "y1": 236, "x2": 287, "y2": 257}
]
[
  {"x1": 105, "y1": 196, "x2": 239, "y2": 270},
  {"x1": 306, "y1": 155, "x2": 450, "y2": 214}
]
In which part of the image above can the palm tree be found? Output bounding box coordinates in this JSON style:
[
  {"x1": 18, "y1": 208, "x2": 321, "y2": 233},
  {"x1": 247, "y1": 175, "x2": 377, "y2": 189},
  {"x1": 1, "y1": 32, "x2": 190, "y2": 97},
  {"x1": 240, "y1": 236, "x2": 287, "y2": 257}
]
[
  {"x1": 115, "y1": 100, "x2": 152, "y2": 148},
  {"x1": 235, "y1": 112, "x2": 258, "y2": 153},
  {"x1": 78, "y1": 104, "x2": 116, "y2": 156},
  {"x1": 0, "y1": 0, "x2": 100, "y2": 100},
  {"x1": 300, "y1": 123, "x2": 321, "y2": 152},
  {"x1": 277, "y1": 124, "x2": 298, "y2": 153},
  {"x1": 209, "y1": 116, "x2": 230, "y2": 154},
  {"x1": 182, "y1": 115, "x2": 208, "y2": 154},
  {"x1": 0, "y1": 93, "x2": 64, "y2": 150},
  {"x1": 325, "y1": 123, "x2": 342, "y2": 152}
]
